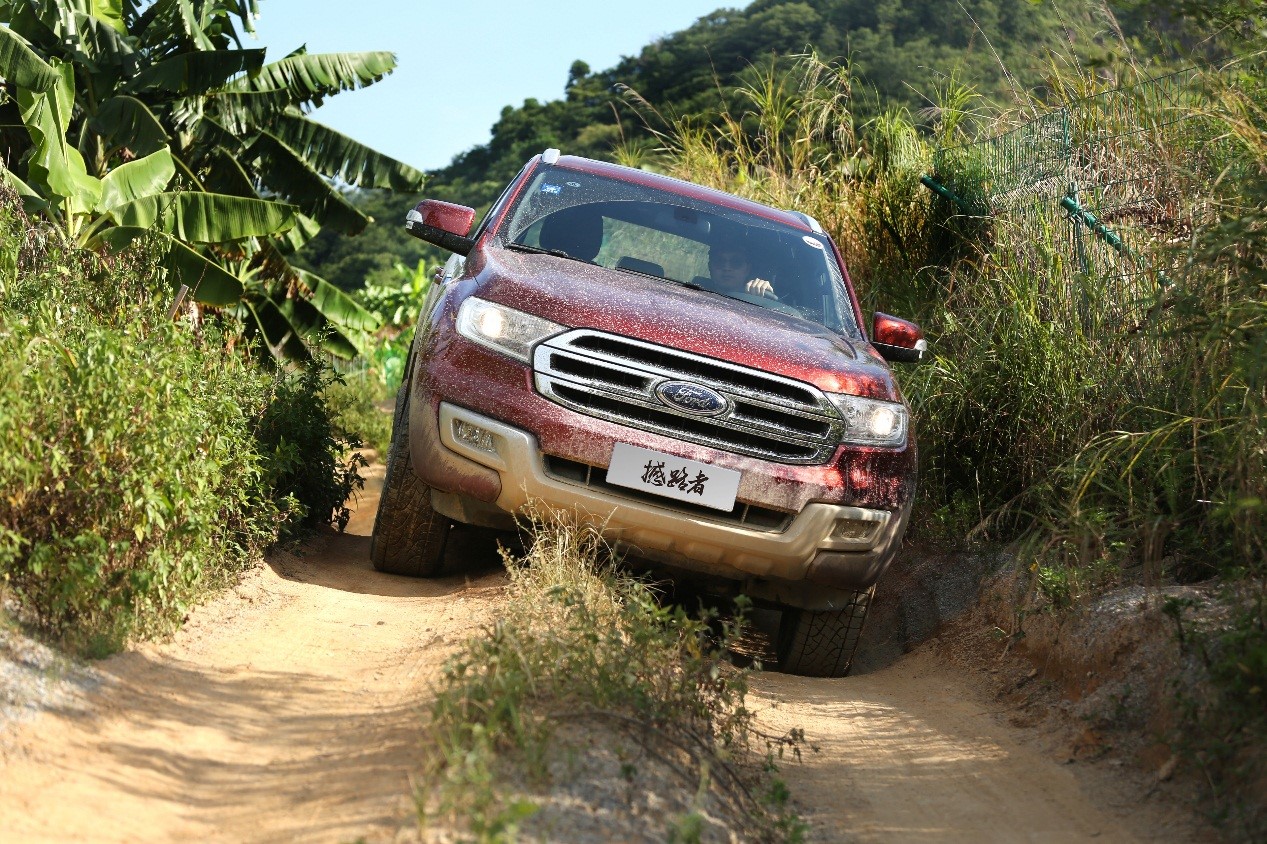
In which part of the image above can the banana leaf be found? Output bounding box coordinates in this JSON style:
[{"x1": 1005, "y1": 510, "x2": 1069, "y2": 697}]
[
  {"x1": 128, "y1": 48, "x2": 265, "y2": 94},
  {"x1": 90, "y1": 96, "x2": 170, "y2": 157},
  {"x1": 277, "y1": 293, "x2": 360, "y2": 359},
  {"x1": 272, "y1": 110, "x2": 424, "y2": 191},
  {"x1": 295, "y1": 267, "x2": 379, "y2": 333},
  {"x1": 94, "y1": 226, "x2": 245, "y2": 305},
  {"x1": 241, "y1": 295, "x2": 308, "y2": 360},
  {"x1": 248, "y1": 131, "x2": 368, "y2": 234},
  {"x1": 106, "y1": 190, "x2": 297, "y2": 242},
  {"x1": 0, "y1": 25, "x2": 59, "y2": 93},
  {"x1": 229, "y1": 51, "x2": 396, "y2": 108},
  {"x1": 18, "y1": 63, "x2": 102, "y2": 218},
  {"x1": 96, "y1": 147, "x2": 174, "y2": 210}
]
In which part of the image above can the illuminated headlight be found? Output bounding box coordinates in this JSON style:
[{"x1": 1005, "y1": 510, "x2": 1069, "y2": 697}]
[
  {"x1": 827, "y1": 393, "x2": 908, "y2": 447},
  {"x1": 456, "y1": 297, "x2": 564, "y2": 363}
]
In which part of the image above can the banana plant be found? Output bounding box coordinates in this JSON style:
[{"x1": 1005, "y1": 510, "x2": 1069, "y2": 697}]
[{"x1": 0, "y1": 0, "x2": 418, "y2": 358}]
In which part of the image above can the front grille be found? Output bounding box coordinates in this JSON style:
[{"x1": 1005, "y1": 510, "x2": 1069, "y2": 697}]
[
  {"x1": 543, "y1": 455, "x2": 792, "y2": 532},
  {"x1": 534, "y1": 330, "x2": 843, "y2": 465}
]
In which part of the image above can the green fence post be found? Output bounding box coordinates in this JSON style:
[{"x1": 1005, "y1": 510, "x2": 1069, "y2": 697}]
[{"x1": 920, "y1": 175, "x2": 977, "y2": 215}]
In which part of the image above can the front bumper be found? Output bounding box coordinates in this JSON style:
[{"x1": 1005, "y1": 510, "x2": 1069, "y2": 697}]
[{"x1": 422, "y1": 401, "x2": 910, "y2": 604}]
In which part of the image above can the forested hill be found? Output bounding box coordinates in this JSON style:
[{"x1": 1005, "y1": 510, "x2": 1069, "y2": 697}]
[
  {"x1": 425, "y1": 0, "x2": 1180, "y2": 209},
  {"x1": 299, "y1": 0, "x2": 1188, "y2": 289}
]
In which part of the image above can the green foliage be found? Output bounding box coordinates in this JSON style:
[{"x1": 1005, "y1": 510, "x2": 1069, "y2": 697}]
[
  {"x1": 421, "y1": 512, "x2": 799, "y2": 840},
  {"x1": 0, "y1": 0, "x2": 420, "y2": 359},
  {"x1": 0, "y1": 188, "x2": 365, "y2": 652},
  {"x1": 254, "y1": 362, "x2": 367, "y2": 534},
  {"x1": 321, "y1": 371, "x2": 392, "y2": 454},
  {"x1": 0, "y1": 195, "x2": 280, "y2": 651}
]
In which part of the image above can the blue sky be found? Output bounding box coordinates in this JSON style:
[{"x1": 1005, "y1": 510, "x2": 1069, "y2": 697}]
[{"x1": 252, "y1": 1, "x2": 733, "y2": 173}]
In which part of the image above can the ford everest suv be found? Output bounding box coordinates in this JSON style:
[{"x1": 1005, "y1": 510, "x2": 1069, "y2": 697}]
[{"x1": 371, "y1": 149, "x2": 926, "y2": 677}]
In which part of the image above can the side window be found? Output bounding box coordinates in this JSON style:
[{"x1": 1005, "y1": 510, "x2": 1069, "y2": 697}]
[{"x1": 471, "y1": 162, "x2": 531, "y2": 240}]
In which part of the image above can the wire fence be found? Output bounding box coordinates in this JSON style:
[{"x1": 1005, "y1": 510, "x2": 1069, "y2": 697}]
[{"x1": 926, "y1": 66, "x2": 1235, "y2": 329}]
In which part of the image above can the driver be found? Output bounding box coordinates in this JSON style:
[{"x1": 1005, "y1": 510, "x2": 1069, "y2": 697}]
[{"x1": 705, "y1": 235, "x2": 775, "y2": 299}]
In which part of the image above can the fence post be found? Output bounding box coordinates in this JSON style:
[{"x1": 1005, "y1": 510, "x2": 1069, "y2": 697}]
[{"x1": 166, "y1": 284, "x2": 190, "y2": 321}]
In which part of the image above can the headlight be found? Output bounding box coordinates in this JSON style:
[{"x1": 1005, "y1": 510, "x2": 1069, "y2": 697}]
[
  {"x1": 456, "y1": 297, "x2": 565, "y2": 363},
  {"x1": 827, "y1": 393, "x2": 908, "y2": 447}
]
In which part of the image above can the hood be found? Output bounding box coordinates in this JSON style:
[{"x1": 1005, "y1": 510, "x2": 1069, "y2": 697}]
[{"x1": 469, "y1": 247, "x2": 900, "y2": 402}]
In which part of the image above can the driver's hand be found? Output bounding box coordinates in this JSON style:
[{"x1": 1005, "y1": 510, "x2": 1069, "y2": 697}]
[{"x1": 746, "y1": 277, "x2": 775, "y2": 298}]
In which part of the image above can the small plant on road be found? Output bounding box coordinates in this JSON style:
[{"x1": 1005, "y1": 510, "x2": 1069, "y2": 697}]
[{"x1": 420, "y1": 509, "x2": 803, "y2": 841}]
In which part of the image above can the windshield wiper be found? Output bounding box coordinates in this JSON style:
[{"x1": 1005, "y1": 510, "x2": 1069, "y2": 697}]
[
  {"x1": 614, "y1": 266, "x2": 666, "y2": 281},
  {"x1": 503, "y1": 241, "x2": 594, "y2": 264}
]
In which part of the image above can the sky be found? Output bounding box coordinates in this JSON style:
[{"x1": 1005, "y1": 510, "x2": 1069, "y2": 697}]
[{"x1": 251, "y1": 0, "x2": 733, "y2": 174}]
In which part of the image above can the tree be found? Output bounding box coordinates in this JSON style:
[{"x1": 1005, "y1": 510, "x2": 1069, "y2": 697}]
[{"x1": 0, "y1": 0, "x2": 425, "y2": 359}]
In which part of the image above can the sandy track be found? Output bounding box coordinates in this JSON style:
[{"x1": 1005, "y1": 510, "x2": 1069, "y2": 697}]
[
  {"x1": 750, "y1": 654, "x2": 1199, "y2": 843},
  {"x1": 1, "y1": 467, "x2": 1205, "y2": 842},
  {"x1": 0, "y1": 467, "x2": 506, "y2": 843}
]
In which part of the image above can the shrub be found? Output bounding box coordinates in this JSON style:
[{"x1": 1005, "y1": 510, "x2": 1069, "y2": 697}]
[
  {"x1": 322, "y1": 370, "x2": 393, "y2": 454},
  {"x1": 254, "y1": 360, "x2": 367, "y2": 534},
  {"x1": 0, "y1": 186, "x2": 364, "y2": 651}
]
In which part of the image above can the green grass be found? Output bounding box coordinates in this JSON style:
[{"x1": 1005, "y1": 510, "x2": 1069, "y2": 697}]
[
  {"x1": 661, "y1": 48, "x2": 1266, "y2": 832},
  {"x1": 419, "y1": 510, "x2": 804, "y2": 841}
]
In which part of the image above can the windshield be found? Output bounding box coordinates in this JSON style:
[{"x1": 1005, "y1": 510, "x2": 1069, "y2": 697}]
[{"x1": 498, "y1": 166, "x2": 861, "y2": 337}]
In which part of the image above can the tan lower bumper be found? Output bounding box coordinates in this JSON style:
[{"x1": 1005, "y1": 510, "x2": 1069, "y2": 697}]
[{"x1": 435, "y1": 403, "x2": 906, "y2": 588}]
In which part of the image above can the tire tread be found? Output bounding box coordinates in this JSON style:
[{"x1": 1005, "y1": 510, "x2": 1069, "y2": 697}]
[
  {"x1": 369, "y1": 387, "x2": 450, "y2": 577},
  {"x1": 777, "y1": 586, "x2": 874, "y2": 678}
]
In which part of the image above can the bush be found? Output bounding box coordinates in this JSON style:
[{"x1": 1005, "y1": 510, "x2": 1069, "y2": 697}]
[
  {"x1": 0, "y1": 187, "x2": 364, "y2": 652},
  {"x1": 321, "y1": 370, "x2": 393, "y2": 454},
  {"x1": 255, "y1": 361, "x2": 367, "y2": 534}
]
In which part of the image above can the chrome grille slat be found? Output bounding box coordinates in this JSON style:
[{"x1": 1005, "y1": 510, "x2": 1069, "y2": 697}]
[{"x1": 534, "y1": 329, "x2": 843, "y2": 465}]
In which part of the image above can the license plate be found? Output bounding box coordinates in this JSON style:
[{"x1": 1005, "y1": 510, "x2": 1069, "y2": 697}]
[{"x1": 606, "y1": 443, "x2": 741, "y2": 512}]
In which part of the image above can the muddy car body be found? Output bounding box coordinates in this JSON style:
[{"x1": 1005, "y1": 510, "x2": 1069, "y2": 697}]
[{"x1": 372, "y1": 150, "x2": 925, "y2": 676}]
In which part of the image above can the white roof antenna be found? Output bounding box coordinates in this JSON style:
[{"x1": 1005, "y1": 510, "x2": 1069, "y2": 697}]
[{"x1": 542, "y1": 148, "x2": 561, "y2": 164}]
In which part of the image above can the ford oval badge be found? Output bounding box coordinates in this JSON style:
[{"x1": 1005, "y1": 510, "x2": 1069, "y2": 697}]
[{"x1": 655, "y1": 381, "x2": 730, "y2": 416}]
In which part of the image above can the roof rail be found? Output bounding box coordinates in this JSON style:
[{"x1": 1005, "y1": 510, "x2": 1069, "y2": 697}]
[{"x1": 542, "y1": 148, "x2": 561, "y2": 164}]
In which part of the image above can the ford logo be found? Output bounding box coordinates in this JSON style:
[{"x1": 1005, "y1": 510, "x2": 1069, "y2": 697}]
[{"x1": 655, "y1": 381, "x2": 730, "y2": 416}]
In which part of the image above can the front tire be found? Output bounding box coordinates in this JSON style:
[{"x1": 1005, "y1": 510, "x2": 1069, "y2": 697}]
[
  {"x1": 776, "y1": 586, "x2": 874, "y2": 678},
  {"x1": 370, "y1": 387, "x2": 450, "y2": 576}
]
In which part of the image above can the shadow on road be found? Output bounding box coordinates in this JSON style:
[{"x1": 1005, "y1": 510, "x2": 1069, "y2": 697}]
[{"x1": 264, "y1": 524, "x2": 511, "y2": 599}]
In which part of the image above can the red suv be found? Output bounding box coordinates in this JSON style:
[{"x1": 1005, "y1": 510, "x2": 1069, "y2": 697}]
[{"x1": 371, "y1": 149, "x2": 925, "y2": 676}]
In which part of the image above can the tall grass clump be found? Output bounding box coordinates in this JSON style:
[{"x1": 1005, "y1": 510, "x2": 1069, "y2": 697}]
[
  {"x1": 421, "y1": 511, "x2": 803, "y2": 841},
  {"x1": 664, "y1": 48, "x2": 1264, "y2": 570},
  {"x1": 660, "y1": 54, "x2": 1101, "y2": 536},
  {"x1": 0, "y1": 186, "x2": 363, "y2": 653}
]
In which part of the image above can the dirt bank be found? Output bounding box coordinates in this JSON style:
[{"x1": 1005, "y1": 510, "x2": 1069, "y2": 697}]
[{"x1": 0, "y1": 469, "x2": 1216, "y2": 842}]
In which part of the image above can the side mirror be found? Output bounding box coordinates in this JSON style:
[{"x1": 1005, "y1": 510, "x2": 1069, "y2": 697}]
[
  {"x1": 872, "y1": 312, "x2": 927, "y2": 363},
  {"x1": 405, "y1": 200, "x2": 477, "y2": 255}
]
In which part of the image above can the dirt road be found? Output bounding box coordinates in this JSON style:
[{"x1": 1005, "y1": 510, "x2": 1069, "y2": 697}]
[{"x1": 1, "y1": 469, "x2": 1202, "y2": 842}]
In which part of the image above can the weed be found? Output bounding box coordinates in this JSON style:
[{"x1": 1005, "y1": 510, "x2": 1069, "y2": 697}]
[{"x1": 420, "y1": 509, "x2": 799, "y2": 840}]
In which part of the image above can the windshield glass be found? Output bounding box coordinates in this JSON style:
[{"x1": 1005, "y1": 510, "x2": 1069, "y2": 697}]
[{"x1": 498, "y1": 166, "x2": 861, "y2": 336}]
